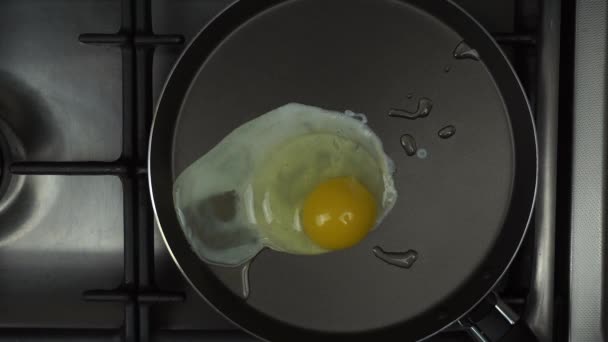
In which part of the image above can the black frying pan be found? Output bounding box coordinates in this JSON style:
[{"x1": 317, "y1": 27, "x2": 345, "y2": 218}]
[{"x1": 148, "y1": 0, "x2": 537, "y2": 340}]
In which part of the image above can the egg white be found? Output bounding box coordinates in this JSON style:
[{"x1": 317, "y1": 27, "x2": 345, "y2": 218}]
[{"x1": 173, "y1": 103, "x2": 397, "y2": 266}]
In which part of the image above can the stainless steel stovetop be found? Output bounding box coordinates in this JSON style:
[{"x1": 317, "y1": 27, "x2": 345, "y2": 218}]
[{"x1": 0, "y1": 0, "x2": 571, "y2": 341}]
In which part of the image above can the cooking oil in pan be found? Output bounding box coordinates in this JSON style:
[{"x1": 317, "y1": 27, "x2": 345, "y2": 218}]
[
  {"x1": 373, "y1": 247, "x2": 418, "y2": 269},
  {"x1": 389, "y1": 98, "x2": 433, "y2": 120},
  {"x1": 400, "y1": 134, "x2": 417, "y2": 156},
  {"x1": 438, "y1": 125, "x2": 456, "y2": 139},
  {"x1": 212, "y1": 260, "x2": 253, "y2": 299}
]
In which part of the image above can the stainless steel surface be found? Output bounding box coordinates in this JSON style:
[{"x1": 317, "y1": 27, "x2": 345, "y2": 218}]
[
  {"x1": 0, "y1": 0, "x2": 240, "y2": 332},
  {"x1": 0, "y1": 0, "x2": 124, "y2": 328},
  {"x1": 569, "y1": 0, "x2": 606, "y2": 341},
  {"x1": 523, "y1": 0, "x2": 560, "y2": 341},
  {"x1": 0, "y1": 0, "x2": 541, "y2": 339},
  {"x1": 0, "y1": 177, "x2": 124, "y2": 328},
  {"x1": 0, "y1": 1, "x2": 122, "y2": 162}
]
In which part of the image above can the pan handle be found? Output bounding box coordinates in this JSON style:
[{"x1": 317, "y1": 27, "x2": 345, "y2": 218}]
[{"x1": 458, "y1": 293, "x2": 538, "y2": 342}]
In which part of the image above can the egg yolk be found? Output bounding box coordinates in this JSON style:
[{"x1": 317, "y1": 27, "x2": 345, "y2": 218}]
[{"x1": 302, "y1": 176, "x2": 377, "y2": 250}]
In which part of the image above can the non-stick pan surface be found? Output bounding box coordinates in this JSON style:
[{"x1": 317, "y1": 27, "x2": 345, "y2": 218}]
[{"x1": 149, "y1": 0, "x2": 537, "y2": 340}]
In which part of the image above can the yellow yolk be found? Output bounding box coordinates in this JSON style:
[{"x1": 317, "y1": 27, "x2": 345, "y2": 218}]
[{"x1": 302, "y1": 176, "x2": 377, "y2": 250}]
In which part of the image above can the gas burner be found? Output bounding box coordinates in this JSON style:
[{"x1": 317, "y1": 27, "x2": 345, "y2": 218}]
[
  {"x1": 0, "y1": 117, "x2": 31, "y2": 245},
  {"x1": 0, "y1": 129, "x2": 7, "y2": 198}
]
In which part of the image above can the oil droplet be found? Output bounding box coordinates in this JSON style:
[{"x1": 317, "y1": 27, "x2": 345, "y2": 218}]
[
  {"x1": 389, "y1": 98, "x2": 433, "y2": 120},
  {"x1": 400, "y1": 134, "x2": 417, "y2": 156},
  {"x1": 453, "y1": 41, "x2": 480, "y2": 61},
  {"x1": 210, "y1": 259, "x2": 253, "y2": 300},
  {"x1": 438, "y1": 125, "x2": 456, "y2": 139},
  {"x1": 373, "y1": 247, "x2": 418, "y2": 269},
  {"x1": 417, "y1": 148, "x2": 428, "y2": 159},
  {"x1": 241, "y1": 262, "x2": 251, "y2": 299}
]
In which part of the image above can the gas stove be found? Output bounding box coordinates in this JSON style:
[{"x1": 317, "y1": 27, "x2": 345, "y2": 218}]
[{"x1": 0, "y1": 0, "x2": 569, "y2": 341}]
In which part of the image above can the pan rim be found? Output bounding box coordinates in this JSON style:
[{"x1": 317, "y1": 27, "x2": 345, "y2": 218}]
[{"x1": 148, "y1": 0, "x2": 538, "y2": 340}]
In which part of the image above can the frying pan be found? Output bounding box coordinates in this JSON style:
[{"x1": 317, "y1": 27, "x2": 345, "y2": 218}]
[{"x1": 148, "y1": 0, "x2": 537, "y2": 340}]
